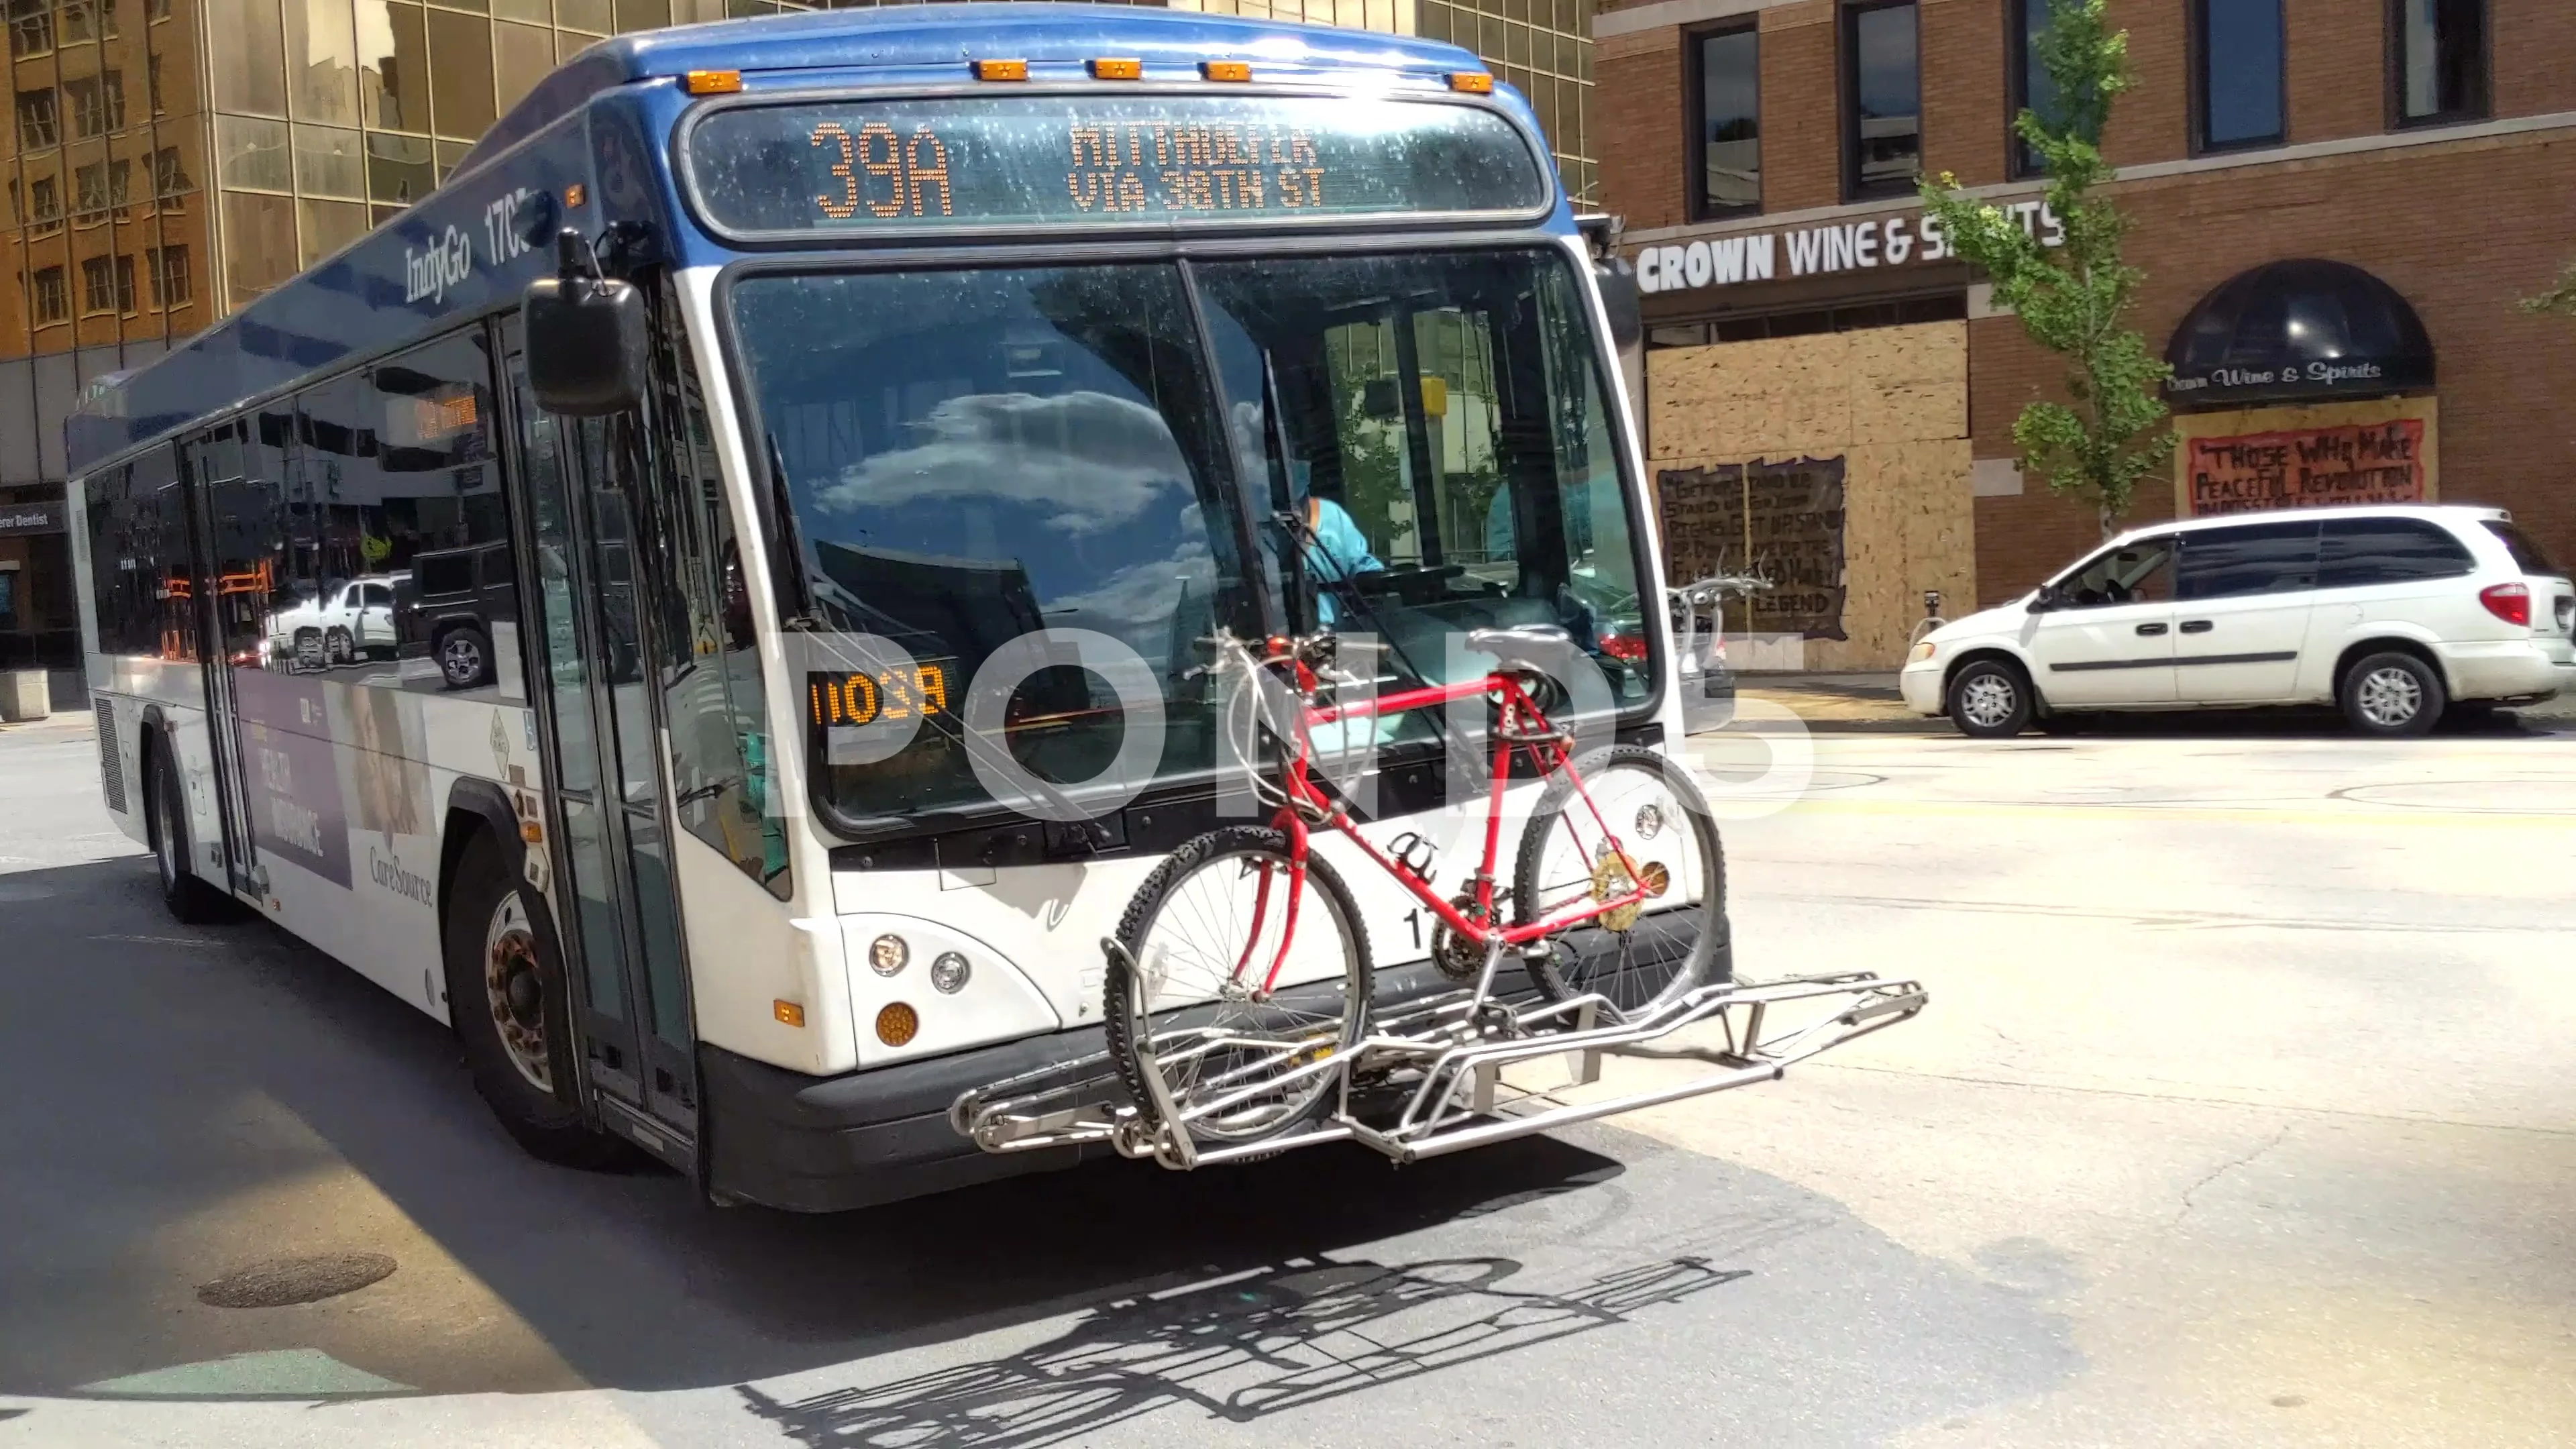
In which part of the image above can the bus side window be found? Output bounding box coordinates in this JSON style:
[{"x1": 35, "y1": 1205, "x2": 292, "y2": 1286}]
[{"x1": 363, "y1": 328, "x2": 523, "y2": 700}]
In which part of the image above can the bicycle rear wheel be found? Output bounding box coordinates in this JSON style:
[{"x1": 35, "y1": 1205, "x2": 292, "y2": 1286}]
[
  {"x1": 1513, "y1": 745, "x2": 1727, "y2": 1021},
  {"x1": 1103, "y1": 826, "x2": 1373, "y2": 1148}
]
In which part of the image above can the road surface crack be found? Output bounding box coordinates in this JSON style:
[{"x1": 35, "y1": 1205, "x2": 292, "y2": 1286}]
[{"x1": 2165, "y1": 1126, "x2": 2289, "y2": 1231}]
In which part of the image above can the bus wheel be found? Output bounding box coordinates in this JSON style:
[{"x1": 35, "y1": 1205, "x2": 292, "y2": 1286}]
[
  {"x1": 148, "y1": 742, "x2": 231, "y2": 924},
  {"x1": 442, "y1": 832, "x2": 629, "y2": 1169}
]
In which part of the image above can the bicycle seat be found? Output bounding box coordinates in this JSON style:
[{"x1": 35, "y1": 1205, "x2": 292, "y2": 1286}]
[{"x1": 1463, "y1": 623, "x2": 1576, "y2": 672}]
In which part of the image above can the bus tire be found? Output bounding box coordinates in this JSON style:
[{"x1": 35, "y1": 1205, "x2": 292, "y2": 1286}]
[
  {"x1": 442, "y1": 830, "x2": 629, "y2": 1169},
  {"x1": 147, "y1": 740, "x2": 232, "y2": 924}
]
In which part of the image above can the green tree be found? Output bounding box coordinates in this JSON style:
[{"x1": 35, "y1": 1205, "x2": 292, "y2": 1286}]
[
  {"x1": 2518, "y1": 258, "x2": 2576, "y2": 318},
  {"x1": 1918, "y1": 0, "x2": 2171, "y2": 539}
]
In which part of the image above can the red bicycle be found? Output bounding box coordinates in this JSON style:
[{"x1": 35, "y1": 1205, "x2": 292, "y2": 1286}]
[{"x1": 1101, "y1": 623, "x2": 1727, "y2": 1151}]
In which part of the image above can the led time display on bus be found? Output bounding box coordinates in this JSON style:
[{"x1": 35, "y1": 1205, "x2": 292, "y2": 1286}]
[
  {"x1": 688, "y1": 95, "x2": 1548, "y2": 235},
  {"x1": 810, "y1": 661, "x2": 952, "y2": 729}
]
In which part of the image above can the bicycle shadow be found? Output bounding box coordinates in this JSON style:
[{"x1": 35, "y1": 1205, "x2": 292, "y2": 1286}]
[{"x1": 741, "y1": 1252, "x2": 1748, "y2": 1448}]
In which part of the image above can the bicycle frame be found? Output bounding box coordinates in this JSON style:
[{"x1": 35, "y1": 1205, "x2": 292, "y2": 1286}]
[{"x1": 1233, "y1": 647, "x2": 1659, "y2": 999}]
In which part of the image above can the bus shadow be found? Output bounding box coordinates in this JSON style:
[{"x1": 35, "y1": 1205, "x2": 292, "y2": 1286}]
[
  {"x1": 0, "y1": 850, "x2": 1648, "y2": 1397},
  {"x1": 739, "y1": 1253, "x2": 1748, "y2": 1448},
  {"x1": 3, "y1": 851, "x2": 2080, "y2": 1442}
]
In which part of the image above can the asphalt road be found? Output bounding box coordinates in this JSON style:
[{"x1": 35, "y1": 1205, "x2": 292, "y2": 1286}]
[{"x1": 1, "y1": 708, "x2": 2570, "y2": 1447}]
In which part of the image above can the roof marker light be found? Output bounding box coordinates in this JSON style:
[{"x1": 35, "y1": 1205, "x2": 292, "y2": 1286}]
[
  {"x1": 1201, "y1": 60, "x2": 1252, "y2": 82},
  {"x1": 684, "y1": 69, "x2": 741, "y2": 95},
  {"x1": 1090, "y1": 57, "x2": 1142, "y2": 80},
  {"x1": 1448, "y1": 72, "x2": 1494, "y2": 94},
  {"x1": 975, "y1": 58, "x2": 1029, "y2": 81}
]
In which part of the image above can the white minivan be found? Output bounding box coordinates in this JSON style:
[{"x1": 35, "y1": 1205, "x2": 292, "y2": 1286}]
[{"x1": 1901, "y1": 505, "x2": 2576, "y2": 737}]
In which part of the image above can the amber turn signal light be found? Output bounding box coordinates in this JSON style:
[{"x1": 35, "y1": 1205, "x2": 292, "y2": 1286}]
[
  {"x1": 974, "y1": 58, "x2": 1029, "y2": 81},
  {"x1": 1447, "y1": 72, "x2": 1494, "y2": 94},
  {"x1": 684, "y1": 69, "x2": 742, "y2": 95},
  {"x1": 1090, "y1": 57, "x2": 1142, "y2": 79},
  {"x1": 876, "y1": 1002, "x2": 920, "y2": 1047},
  {"x1": 1201, "y1": 60, "x2": 1252, "y2": 82},
  {"x1": 773, "y1": 1000, "x2": 805, "y2": 1028}
]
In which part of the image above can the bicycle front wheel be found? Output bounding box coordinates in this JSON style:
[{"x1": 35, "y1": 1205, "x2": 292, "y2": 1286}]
[
  {"x1": 1513, "y1": 745, "x2": 1728, "y2": 1021},
  {"x1": 1103, "y1": 826, "x2": 1373, "y2": 1147}
]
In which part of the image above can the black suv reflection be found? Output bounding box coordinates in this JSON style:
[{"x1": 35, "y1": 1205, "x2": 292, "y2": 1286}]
[{"x1": 399, "y1": 541, "x2": 517, "y2": 690}]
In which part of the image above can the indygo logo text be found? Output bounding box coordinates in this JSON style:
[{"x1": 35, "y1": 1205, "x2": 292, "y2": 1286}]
[{"x1": 405, "y1": 225, "x2": 476, "y2": 305}]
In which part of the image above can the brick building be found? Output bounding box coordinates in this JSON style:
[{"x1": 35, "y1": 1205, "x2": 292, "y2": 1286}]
[{"x1": 1595, "y1": 0, "x2": 2576, "y2": 665}]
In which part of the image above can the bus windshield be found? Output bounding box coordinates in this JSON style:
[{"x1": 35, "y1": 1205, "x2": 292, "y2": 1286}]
[{"x1": 731, "y1": 247, "x2": 1649, "y2": 830}]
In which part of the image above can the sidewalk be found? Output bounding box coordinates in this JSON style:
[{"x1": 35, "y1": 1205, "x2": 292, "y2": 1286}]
[
  {"x1": 1717, "y1": 670, "x2": 2576, "y2": 735},
  {"x1": 1729, "y1": 672, "x2": 1938, "y2": 733}
]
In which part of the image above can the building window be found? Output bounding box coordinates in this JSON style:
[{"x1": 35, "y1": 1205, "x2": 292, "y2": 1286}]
[
  {"x1": 148, "y1": 52, "x2": 162, "y2": 115},
  {"x1": 148, "y1": 244, "x2": 189, "y2": 307},
  {"x1": 7, "y1": 0, "x2": 52, "y2": 57},
  {"x1": 109, "y1": 155, "x2": 130, "y2": 213},
  {"x1": 64, "y1": 72, "x2": 124, "y2": 138},
  {"x1": 153, "y1": 145, "x2": 192, "y2": 201},
  {"x1": 2193, "y1": 0, "x2": 2285, "y2": 152},
  {"x1": 150, "y1": 0, "x2": 168, "y2": 19},
  {"x1": 15, "y1": 88, "x2": 59, "y2": 150},
  {"x1": 1842, "y1": 1, "x2": 1920, "y2": 201},
  {"x1": 60, "y1": 0, "x2": 93, "y2": 42},
  {"x1": 33, "y1": 265, "x2": 69, "y2": 323},
  {"x1": 1689, "y1": 23, "x2": 1760, "y2": 217},
  {"x1": 2008, "y1": 0, "x2": 2061, "y2": 178},
  {"x1": 74, "y1": 159, "x2": 107, "y2": 217},
  {"x1": 81, "y1": 254, "x2": 136, "y2": 314},
  {"x1": 28, "y1": 175, "x2": 60, "y2": 229},
  {"x1": 2392, "y1": 0, "x2": 2486, "y2": 126}
]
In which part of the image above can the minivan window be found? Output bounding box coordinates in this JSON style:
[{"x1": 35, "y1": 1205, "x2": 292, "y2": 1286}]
[
  {"x1": 2178, "y1": 519, "x2": 2319, "y2": 600},
  {"x1": 2483, "y1": 519, "x2": 2566, "y2": 578},
  {"x1": 2055, "y1": 536, "x2": 2175, "y2": 606},
  {"x1": 2318, "y1": 517, "x2": 2474, "y2": 588}
]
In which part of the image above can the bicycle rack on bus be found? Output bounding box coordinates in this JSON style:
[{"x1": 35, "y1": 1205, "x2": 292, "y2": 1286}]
[{"x1": 949, "y1": 943, "x2": 1927, "y2": 1171}]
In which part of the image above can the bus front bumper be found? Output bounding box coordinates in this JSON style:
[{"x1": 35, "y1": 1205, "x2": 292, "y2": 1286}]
[
  {"x1": 700, "y1": 929, "x2": 1725, "y2": 1214},
  {"x1": 701, "y1": 1029, "x2": 1110, "y2": 1215}
]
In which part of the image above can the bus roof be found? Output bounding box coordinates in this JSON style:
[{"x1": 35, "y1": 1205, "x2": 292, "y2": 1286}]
[
  {"x1": 460, "y1": 3, "x2": 1482, "y2": 174},
  {"x1": 66, "y1": 4, "x2": 1503, "y2": 473}
]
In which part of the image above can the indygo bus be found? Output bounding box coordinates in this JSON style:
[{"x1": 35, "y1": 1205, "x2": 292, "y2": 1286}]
[{"x1": 67, "y1": 5, "x2": 1746, "y2": 1210}]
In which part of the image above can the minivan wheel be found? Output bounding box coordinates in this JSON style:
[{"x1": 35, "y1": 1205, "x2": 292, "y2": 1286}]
[
  {"x1": 1947, "y1": 659, "x2": 2033, "y2": 739},
  {"x1": 2341, "y1": 651, "x2": 2445, "y2": 738}
]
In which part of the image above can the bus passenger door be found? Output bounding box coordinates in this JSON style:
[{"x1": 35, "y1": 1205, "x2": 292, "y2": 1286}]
[
  {"x1": 500, "y1": 333, "x2": 700, "y2": 1160},
  {"x1": 176, "y1": 423, "x2": 270, "y2": 900}
]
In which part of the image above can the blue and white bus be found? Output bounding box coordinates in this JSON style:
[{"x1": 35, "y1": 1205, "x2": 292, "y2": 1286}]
[{"x1": 66, "y1": 3, "x2": 1682, "y2": 1210}]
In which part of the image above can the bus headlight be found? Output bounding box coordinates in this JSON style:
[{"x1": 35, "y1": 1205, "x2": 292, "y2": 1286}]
[
  {"x1": 869, "y1": 934, "x2": 910, "y2": 976},
  {"x1": 930, "y1": 952, "x2": 971, "y2": 994}
]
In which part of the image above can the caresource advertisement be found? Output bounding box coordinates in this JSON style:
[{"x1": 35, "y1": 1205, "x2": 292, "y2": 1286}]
[
  {"x1": 231, "y1": 667, "x2": 445, "y2": 900},
  {"x1": 774, "y1": 627, "x2": 1813, "y2": 827}
]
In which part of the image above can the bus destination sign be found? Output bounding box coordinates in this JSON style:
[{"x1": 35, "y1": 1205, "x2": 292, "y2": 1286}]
[{"x1": 686, "y1": 95, "x2": 1548, "y2": 235}]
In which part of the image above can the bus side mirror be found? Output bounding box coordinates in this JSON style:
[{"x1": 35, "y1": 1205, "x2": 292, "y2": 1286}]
[
  {"x1": 1594, "y1": 254, "x2": 1642, "y2": 354},
  {"x1": 524, "y1": 231, "x2": 646, "y2": 416}
]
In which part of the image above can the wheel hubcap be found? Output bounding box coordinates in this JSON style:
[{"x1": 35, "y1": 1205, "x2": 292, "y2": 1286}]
[
  {"x1": 483, "y1": 892, "x2": 551, "y2": 1092},
  {"x1": 1960, "y1": 675, "x2": 2017, "y2": 727},
  {"x1": 2359, "y1": 667, "x2": 2422, "y2": 727},
  {"x1": 443, "y1": 637, "x2": 482, "y2": 682}
]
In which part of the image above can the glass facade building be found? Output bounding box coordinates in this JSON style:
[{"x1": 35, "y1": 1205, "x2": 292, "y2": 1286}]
[{"x1": 0, "y1": 0, "x2": 1591, "y2": 675}]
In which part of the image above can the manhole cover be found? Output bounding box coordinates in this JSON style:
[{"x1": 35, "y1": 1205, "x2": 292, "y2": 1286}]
[
  {"x1": 196, "y1": 1253, "x2": 396, "y2": 1308},
  {"x1": 2334, "y1": 780, "x2": 2576, "y2": 814}
]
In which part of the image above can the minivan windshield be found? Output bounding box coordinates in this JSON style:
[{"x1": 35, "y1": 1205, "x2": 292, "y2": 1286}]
[{"x1": 730, "y1": 248, "x2": 1651, "y2": 829}]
